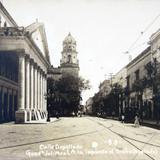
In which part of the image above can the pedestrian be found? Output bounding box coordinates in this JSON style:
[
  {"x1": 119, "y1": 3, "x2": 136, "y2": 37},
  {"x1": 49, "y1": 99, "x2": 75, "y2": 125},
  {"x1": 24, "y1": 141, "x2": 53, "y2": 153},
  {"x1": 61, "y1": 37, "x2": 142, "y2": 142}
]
[
  {"x1": 55, "y1": 111, "x2": 59, "y2": 119},
  {"x1": 72, "y1": 111, "x2": 75, "y2": 117},
  {"x1": 121, "y1": 114, "x2": 125, "y2": 123},
  {"x1": 134, "y1": 115, "x2": 140, "y2": 127}
]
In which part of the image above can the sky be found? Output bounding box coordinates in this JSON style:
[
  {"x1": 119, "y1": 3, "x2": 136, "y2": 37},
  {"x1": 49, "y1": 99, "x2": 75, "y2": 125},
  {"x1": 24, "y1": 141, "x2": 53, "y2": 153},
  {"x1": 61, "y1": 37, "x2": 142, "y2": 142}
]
[{"x1": 2, "y1": 0, "x2": 160, "y2": 104}]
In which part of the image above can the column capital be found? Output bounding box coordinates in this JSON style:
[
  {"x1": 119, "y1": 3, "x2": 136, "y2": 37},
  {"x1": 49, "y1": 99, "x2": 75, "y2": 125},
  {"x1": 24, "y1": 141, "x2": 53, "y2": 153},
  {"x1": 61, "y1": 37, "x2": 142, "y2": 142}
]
[
  {"x1": 18, "y1": 53, "x2": 25, "y2": 58},
  {"x1": 39, "y1": 69, "x2": 44, "y2": 75},
  {"x1": 30, "y1": 58, "x2": 34, "y2": 65},
  {"x1": 42, "y1": 71, "x2": 45, "y2": 77},
  {"x1": 44, "y1": 73, "x2": 47, "y2": 78},
  {"x1": 37, "y1": 66, "x2": 41, "y2": 71},
  {"x1": 25, "y1": 54, "x2": 30, "y2": 62},
  {"x1": 34, "y1": 62, "x2": 38, "y2": 69},
  {"x1": 16, "y1": 49, "x2": 25, "y2": 58}
]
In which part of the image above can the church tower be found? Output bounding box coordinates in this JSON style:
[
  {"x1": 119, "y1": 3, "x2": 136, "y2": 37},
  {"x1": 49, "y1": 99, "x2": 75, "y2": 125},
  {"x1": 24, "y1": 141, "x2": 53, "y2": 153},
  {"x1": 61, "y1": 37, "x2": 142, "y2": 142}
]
[{"x1": 60, "y1": 33, "x2": 79, "y2": 77}]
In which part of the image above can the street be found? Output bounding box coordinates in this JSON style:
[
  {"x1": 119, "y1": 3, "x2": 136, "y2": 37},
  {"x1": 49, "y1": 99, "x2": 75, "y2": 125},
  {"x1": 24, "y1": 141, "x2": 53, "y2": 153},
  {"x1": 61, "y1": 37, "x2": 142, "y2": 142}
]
[{"x1": 0, "y1": 117, "x2": 160, "y2": 160}]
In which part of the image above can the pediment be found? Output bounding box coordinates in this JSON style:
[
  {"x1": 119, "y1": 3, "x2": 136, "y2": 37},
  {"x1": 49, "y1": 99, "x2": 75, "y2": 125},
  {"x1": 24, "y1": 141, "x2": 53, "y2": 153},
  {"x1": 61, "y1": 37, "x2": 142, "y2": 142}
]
[
  {"x1": 31, "y1": 28, "x2": 45, "y2": 56},
  {"x1": 25, "y1": 22, "x2": 50, "y2": 63}
]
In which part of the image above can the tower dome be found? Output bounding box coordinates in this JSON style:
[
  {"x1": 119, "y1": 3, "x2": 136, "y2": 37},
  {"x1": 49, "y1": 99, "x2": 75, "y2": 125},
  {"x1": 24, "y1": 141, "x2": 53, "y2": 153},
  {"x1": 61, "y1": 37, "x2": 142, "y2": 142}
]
[{"x1": 63, "y1": 32, "x2": 76, "y2": 44}]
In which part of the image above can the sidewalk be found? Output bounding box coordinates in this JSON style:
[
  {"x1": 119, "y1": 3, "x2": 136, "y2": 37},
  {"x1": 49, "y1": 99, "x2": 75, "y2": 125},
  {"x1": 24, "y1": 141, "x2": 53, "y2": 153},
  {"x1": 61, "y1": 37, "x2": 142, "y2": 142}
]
[
  {"x1": 103, "y1": 116, "x2": 160, "y2": 130},
  {"x1": 141, "y1": 119, "x2": 160, "y2": 129}
]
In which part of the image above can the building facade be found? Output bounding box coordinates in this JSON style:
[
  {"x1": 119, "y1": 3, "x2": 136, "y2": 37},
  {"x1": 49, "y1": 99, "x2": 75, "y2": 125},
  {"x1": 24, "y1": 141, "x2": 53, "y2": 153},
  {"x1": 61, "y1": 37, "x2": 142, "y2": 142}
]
[
  {"x1": 112, "y1": 67, "x2": 127, "y2": 115},
  {"x1": 113, "y1": 28, "x2": 160, "y2": 120},
  {"x1": 99, "y1": 80, "x2": 111, "y2": 97},
  {"x1": 0, "y1": 2, "x2": 50, "y2": 123},
  {"x1": 85, "y1": 97, "x2": 93, "y2": 115},
  {"x1": 126, "y1": 47, "x2": 152, "y2": 120},
  {"x1": 150, "y1": 28, "x2": 160, "y2": 62}
]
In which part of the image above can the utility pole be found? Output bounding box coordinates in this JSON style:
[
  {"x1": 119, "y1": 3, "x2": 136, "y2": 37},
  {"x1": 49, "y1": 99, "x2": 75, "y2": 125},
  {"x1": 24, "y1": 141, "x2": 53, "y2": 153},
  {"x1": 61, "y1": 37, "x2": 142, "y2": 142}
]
[{"x1": 109, "y1": 73, "x2": 113, "y2": 88}]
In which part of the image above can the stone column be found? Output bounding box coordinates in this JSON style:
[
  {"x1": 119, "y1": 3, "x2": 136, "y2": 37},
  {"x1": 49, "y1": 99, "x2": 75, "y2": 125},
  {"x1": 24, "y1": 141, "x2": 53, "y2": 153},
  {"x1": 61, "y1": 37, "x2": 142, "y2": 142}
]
[
  {"x1": 34, "y1": 64, "x2": 38, "y2": 110},
  {"x1": 25, "y1": 56, "x2": 30, "y2": 111},
  {"x1": 30, "y1": 60, "x2": 34, "y2": 110},
  {"x1": 43, "y1": 75, "x2": 45, "y2": 111},
  {"x1": 44, "y1": 75, "x2": 47, "y2": 111},
  {"x1": 39, "y1": 71, "x2": 42, "y2": 110},
  {"x1": 42, "y1": 74, "x2": 44, "y2": 111},
  {"x1": 0, "y1": 86, "x2": 2, "y2": 122},
  {"x1": 41, "y1": 72, "x2": 43, "y2": 110},
  {"x1": 15, "y1": 53, "x2": 27, "y2": 123},
  {"x1": 12, "y1": 90, "x2": 16, "y2": 120},
  {"x1": 37, "y1": 67, "x2": 40, "y2": 110}
]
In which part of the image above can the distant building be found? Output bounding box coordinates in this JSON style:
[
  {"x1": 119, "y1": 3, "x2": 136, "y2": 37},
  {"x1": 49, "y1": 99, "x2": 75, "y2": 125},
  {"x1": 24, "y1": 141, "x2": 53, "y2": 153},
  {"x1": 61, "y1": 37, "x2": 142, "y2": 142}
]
[
  {"x1": 47, "y1": 66, "x2": 62, "y2": 81},
  {"x1": 85, "y1": 97, "x2": 93, "y2": 115},
  {"x1": 112, "y1": 67, "x2": 127, "y2": 114},
  {"x1": 48, "y1": 33, "x2": 79, "y2": 80},
  {"x1": 126, "y1": 46, "x2": 152, "y2": 119},
  {"x1": 99, "y1": 79, "x2": 111, "y2": 97},
  {"x1": 60, "y1": 33, "x2": 79, "y2": 77},
  {"x1": 0, "y1": 2, "x2": 50, "y2": 123},
  {"x1": 112, "y1": 67, "x2": 127, "y2": 89}
]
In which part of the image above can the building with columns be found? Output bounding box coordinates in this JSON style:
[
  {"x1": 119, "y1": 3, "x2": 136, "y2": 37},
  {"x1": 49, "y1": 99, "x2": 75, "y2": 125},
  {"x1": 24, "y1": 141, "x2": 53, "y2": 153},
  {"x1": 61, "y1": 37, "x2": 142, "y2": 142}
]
[{"x1": 0, "y1": 2, "x2": 50, "y2": 123}]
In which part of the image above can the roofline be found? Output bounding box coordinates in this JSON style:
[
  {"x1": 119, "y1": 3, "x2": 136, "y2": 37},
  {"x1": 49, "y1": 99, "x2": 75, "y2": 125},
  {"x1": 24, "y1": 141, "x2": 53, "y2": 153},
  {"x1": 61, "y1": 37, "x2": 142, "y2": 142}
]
[
  {"x1": 150, "y1": 28, "x2": 160, "y2": 41},
  {"x1": 126, "y1": 46, "x2": 151, "y2": 68},
  {"x1": 0, "y1": 2, "x2": 18, "y2": 27},
  {"x1": 25, "y1": 22, "x2": 51, "y2": 64}
]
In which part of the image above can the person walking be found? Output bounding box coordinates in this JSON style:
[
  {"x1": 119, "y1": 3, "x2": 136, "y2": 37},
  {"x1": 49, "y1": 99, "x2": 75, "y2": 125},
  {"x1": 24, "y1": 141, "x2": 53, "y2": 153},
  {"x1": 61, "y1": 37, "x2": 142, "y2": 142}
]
[
  {"x1": 134, "y1": 115, "x2": 140, "y2": 127},
  {"x1": 55, "y1": 111, "x2": 59, "y2": 119},
  {"x1": 121, "y1": 114, "x2": 125, "y2": 123}
]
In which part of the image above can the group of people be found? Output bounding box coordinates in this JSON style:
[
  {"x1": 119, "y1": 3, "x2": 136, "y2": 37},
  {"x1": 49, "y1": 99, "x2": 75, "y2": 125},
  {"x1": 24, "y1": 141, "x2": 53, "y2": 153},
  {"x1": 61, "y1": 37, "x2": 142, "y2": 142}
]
[
  {"x1": 72, "y1": 111, "x2": 83, "y2": 117},
  {"x1": 121, "y1": 113, "x2": 140, "y2": 127}
]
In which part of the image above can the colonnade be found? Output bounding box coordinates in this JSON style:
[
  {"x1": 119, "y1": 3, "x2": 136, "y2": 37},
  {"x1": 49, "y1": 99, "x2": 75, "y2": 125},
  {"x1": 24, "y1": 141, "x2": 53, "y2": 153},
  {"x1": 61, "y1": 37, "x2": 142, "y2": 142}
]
[{"x1": 15, "y1": 53, "x2": 47, "y2": 123}]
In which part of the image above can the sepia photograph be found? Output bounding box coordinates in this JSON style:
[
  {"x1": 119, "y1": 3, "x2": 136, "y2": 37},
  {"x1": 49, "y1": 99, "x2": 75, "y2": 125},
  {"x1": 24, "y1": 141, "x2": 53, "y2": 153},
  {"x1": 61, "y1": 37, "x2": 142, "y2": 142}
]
[{"x1": 0, "y1": 0, "x2": 160, "y2": 159}]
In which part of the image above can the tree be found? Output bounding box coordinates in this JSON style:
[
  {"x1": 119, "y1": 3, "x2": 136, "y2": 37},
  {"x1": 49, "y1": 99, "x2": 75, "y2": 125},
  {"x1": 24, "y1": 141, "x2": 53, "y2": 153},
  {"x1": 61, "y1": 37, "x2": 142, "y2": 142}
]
[
  {"x1": 92, "y1": 83, "x2": 123, "y2": 117},
  {"x1": 109, "y1": 83, "x2": 123, "y2": 117},
  {"x1": 92, "y1": 92, "x2": 104, "y2": 116},
  {"x1": 144, "y1": 58, "x2": 160, "y2": 123},
  {"x1": 47, "y1": 75, "x2": 90, "y2": 117},
  {"x1": 132, "y1": 78, "x2": 145, "y2": 119}
]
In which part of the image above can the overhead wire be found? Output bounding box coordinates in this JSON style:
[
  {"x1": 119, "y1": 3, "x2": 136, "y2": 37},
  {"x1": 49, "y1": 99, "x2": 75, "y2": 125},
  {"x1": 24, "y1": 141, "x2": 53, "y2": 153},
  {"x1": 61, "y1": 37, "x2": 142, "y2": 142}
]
[{"x1": 125, "y1": 13, "x2": 160, "y2": 53}]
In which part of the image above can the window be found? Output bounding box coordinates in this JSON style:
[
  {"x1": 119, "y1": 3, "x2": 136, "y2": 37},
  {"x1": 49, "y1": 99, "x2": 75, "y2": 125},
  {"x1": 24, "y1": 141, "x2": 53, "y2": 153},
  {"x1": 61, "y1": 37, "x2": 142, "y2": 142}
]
[
  {"x1": 127, "y1": 75, "x2": 130, "y2": 90},
  {"x1": 135, "y1": 69, "x2": 139, "y2": 81}
]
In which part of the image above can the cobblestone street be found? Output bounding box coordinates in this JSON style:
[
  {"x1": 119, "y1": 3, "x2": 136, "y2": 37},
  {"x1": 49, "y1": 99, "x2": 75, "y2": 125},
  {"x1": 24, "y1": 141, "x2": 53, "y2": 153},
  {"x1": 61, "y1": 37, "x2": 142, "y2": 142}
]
[{"x1": 0, "y1": 117, "x2": 160, "y2": 160}]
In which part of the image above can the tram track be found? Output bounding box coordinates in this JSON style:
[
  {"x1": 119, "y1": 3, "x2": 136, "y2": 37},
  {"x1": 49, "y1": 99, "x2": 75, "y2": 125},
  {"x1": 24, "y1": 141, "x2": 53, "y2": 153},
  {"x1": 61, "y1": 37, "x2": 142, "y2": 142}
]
[
  {"x1": 87, "y1": 117, "x2": 158, "y2": 160},
  {"x1": 89, "y1": 117, "x2": 160, "y2": 147}
]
